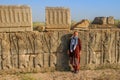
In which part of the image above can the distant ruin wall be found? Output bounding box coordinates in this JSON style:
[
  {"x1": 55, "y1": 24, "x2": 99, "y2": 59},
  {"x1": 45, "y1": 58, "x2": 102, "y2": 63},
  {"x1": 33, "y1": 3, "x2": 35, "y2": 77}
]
[
  {"x1": 92, "y1": 16, "x2": 114, "y2": 25},
  {"x1": 0, "y1": 29, "x2": 120, "y2": 73},
  {"x1": 45, "y1": 7, "x2": 71, "y2": 30},
  {"x1": 0, "y1": 5, "x2": 32, "y2": 32}
]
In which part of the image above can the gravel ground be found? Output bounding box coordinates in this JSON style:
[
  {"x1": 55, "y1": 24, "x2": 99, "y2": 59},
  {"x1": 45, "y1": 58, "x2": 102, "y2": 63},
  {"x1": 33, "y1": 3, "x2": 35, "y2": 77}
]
[{"x1": 0, "y1": 69, "x2": 120, "y2": 80}]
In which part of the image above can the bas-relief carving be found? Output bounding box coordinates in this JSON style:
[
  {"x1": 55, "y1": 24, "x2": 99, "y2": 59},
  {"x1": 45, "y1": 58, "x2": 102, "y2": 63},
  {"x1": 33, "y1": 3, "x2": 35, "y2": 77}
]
[
  {"x1": 1, "y1": 33, "x2": 11, "y2": 69},
  {"x1": 45, "y1": 7, "x2": 71, "y2": 30},
  {"x1": 84, "y1": 30, "x2": 120, "y2": 66},
  {"x1": 0, "y1": 5, "x2": 32, "y2": 32},
  {"x1": 0, "y1": 30, "x2": 119, "y2": 72}
]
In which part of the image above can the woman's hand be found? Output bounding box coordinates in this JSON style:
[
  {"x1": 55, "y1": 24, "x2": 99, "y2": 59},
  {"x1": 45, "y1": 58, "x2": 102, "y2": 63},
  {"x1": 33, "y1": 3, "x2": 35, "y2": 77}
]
[
  {"x1": 67, "y1": 50, "x2": 70, "y2": 55},
  {"x1": 80, "y1": 51, "x2": 82, "y2": 55}
]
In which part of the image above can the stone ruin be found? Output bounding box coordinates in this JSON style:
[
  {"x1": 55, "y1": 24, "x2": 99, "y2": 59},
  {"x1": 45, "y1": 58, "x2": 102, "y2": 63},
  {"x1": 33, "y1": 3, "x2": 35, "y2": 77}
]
[
  {"x1": 107, "y1": 16, "x2": 114, "y2": 24},
  {"x1": 0, "y1": 6, "x2": 119, "y2": 73},
  {"x1": 0, "y1": 5, "x2": 32, "y2": 32},
  {"x1": 45, "y1": 7, "x2": 71, "y2": 30},
  {"x1": 72, "y1": 19, "x2": 90, "y2": 30},
  {"x1": 0, "y1": 30, "x2": 119, "y2": 73},
  {"x1": 92, "y1": 16, "x2": 114, "y2": 25}
]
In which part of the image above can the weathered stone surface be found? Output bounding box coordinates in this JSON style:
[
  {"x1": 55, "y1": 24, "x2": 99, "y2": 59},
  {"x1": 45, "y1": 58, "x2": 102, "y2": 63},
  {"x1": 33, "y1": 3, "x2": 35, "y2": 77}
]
[
  {"x1": 34, "y1": 26, "x2": 45, "y2": 31},
  {"x1": 0, "y1": 29, "x2": 119, "y2": 73},
  {"x1": 107, "y1": 16, "x2": 114, "y2": 24},
  {"x1": 45, "y1": 7, "x2": 71, "y2": 30},
  {"x1": 92, "y1": 16, "x2": 114, "y2": 25},
  {"x1": 72, "y1": 19, "x2": 90, "y2": 30},
  {"x1": 0, "y1": 5, "x2": 32, "y2": 32},
  {"x1": 92, "y1": 17, "x2": 107, "y2": 24}
]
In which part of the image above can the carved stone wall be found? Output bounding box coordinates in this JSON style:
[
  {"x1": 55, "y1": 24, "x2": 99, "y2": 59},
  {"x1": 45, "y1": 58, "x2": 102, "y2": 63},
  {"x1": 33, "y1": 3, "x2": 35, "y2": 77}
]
[
  {"x1": 0, "y1": 29, "x2": 119, "y2": 73},
  {"x1": 84, "y1": 29, "x2": 120, "y2": 65},
  {"x1": 45, "y1": 7, "x2": 71, "y2": 30},
  {"x1": 0, "y1": 5, "x2": 32, "y2": 32}
]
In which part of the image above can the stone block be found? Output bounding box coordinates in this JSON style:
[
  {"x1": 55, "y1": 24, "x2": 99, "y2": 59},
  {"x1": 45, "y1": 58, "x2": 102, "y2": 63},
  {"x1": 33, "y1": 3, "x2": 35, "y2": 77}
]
[
  {"x1": 50, "y1": 54, "x2": 56, "y2": 67},
  {"x1": 92, "y1": 16, "x2": 114, "y2": 25},
  {"x1": 72, "y1": 19, "x2": 90, "y2": 30},
  {"x1": 92, "y1": 17, "x2": 107, "y2": 24},
  {"x1": 35, "y1": 53, "x2": 44, "y2": 68},
  {"x1": 0, "y1": 28, "x2": 10, "y2": 32},
  {"x1": 107, "y1": 16, "x2": 114, "y2": 24},
  {"x1": 45, "y1": 7, "x2": 71, "y2": 30},
  {"x1": 0, "y1": 5, "x2": 32, "y2": 32},
  {"x1": 19, "y1": 54, "x2": 29, "y2": 68},
  {"x1": 43, "y1": 53, "x2": 50, "y2": 67}
]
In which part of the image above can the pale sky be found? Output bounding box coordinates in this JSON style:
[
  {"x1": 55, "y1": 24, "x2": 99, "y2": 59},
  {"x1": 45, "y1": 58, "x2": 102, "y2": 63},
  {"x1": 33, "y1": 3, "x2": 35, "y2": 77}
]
[{"x1": 0, "y1": 0, "x2": 120, "y2": 22}]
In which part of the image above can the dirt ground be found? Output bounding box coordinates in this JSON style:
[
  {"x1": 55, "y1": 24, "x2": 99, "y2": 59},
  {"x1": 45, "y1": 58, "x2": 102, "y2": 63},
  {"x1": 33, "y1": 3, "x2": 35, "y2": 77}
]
[{"x1": 0, "y1": 69, "x2": 120, "y2": 80}]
